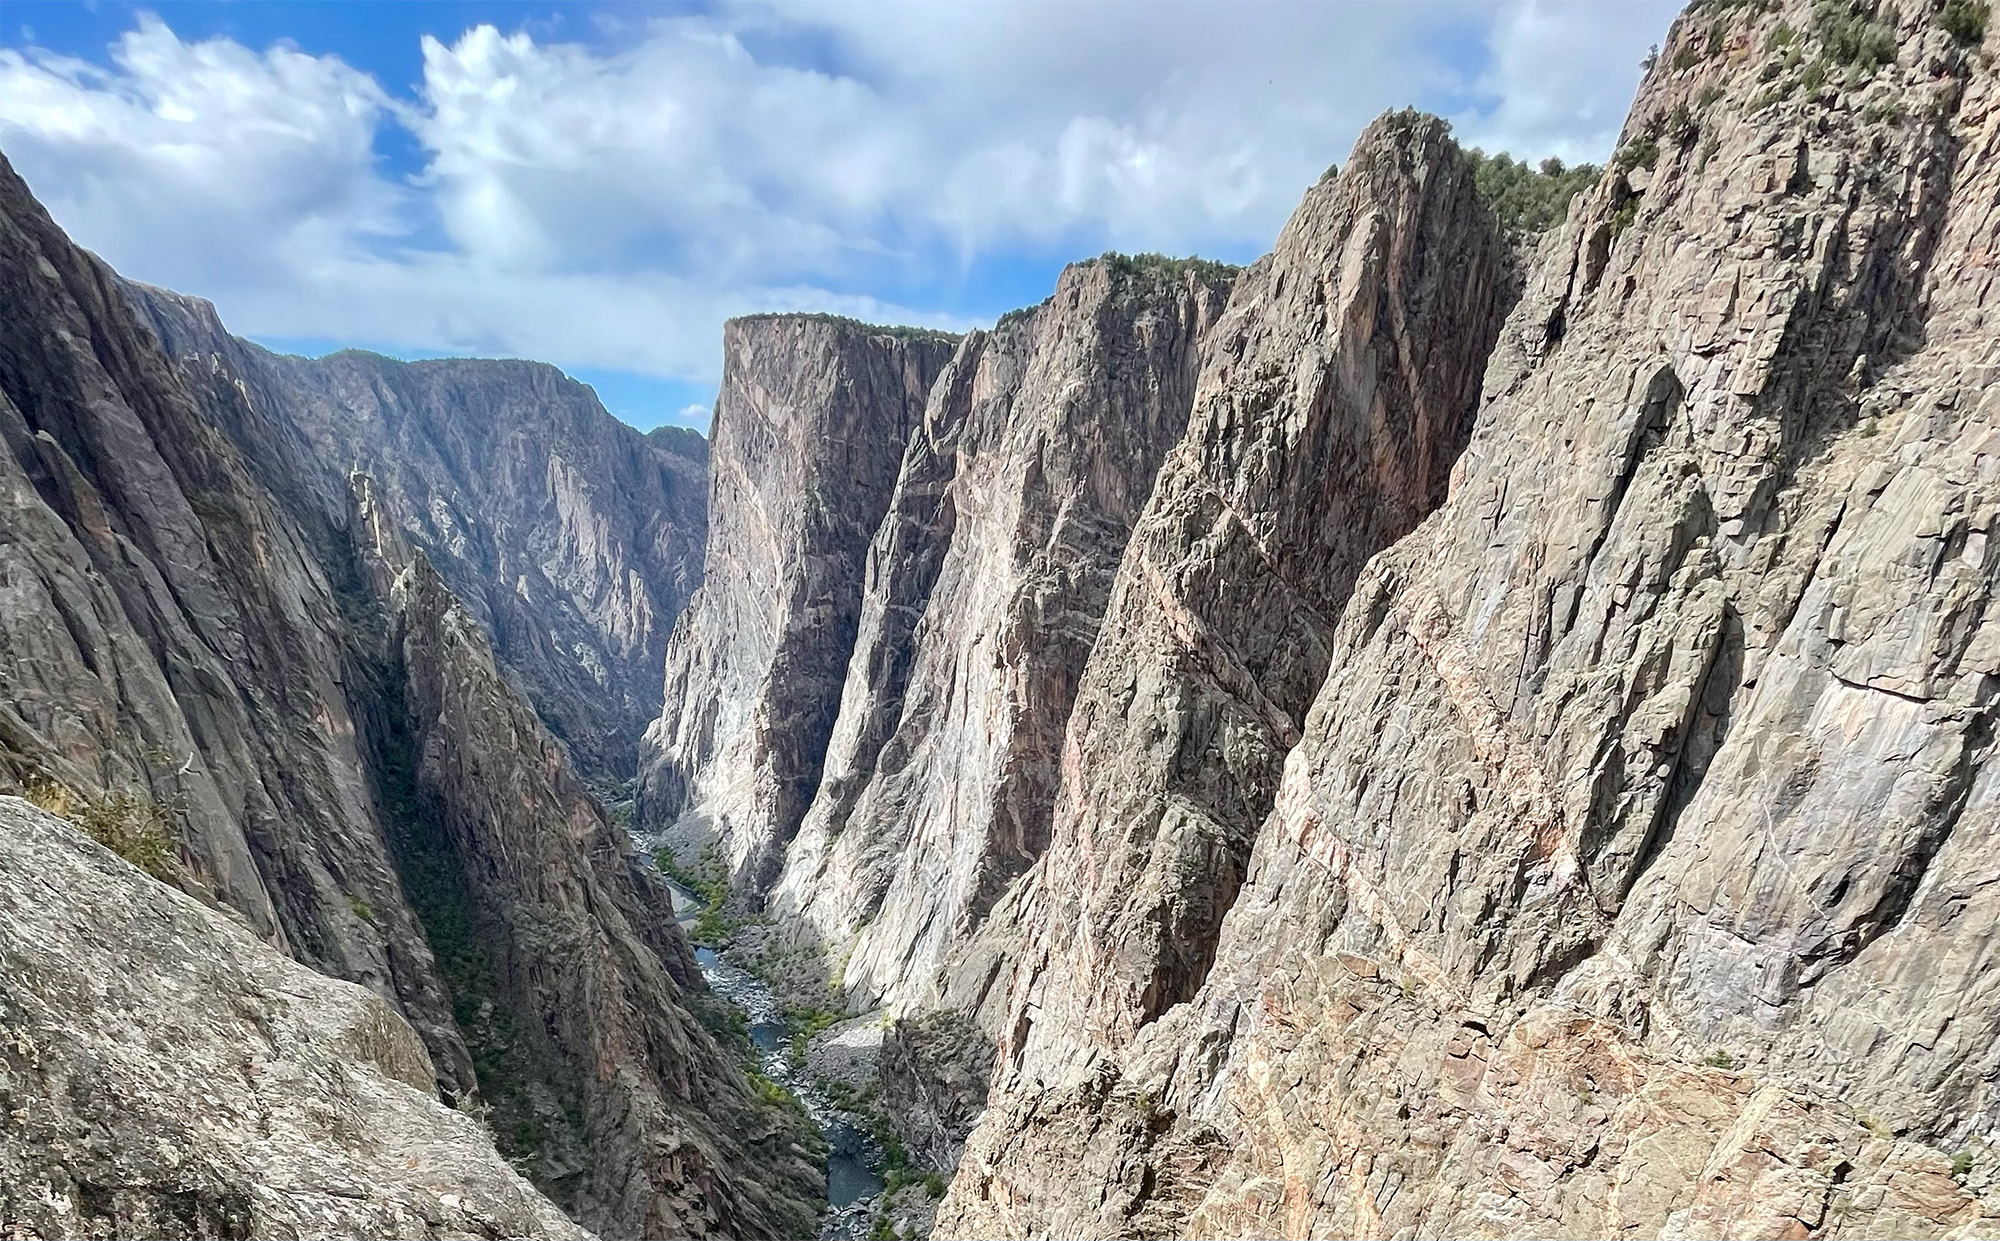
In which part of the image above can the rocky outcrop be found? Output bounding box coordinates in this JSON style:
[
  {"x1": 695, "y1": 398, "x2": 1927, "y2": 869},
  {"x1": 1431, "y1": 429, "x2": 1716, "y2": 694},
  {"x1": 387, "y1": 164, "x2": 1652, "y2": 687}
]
[
  {"x1": 941, "y1": 3, "x2": 2000, "y2": 1237},
  {"x1": 962, "y1": 109, "x2": 1510, "y2": 1082},
  {"x1": 0, "y1": 795, "x2": 588, "y2": 1240},
  {"x1": 0, "y1": 148, "x2": 821, "y2": 1238},
  {"x1": 0, "y1": 144, "x2": 466, "y2": 1085},
  {"x1": 770, "y1": 255, "x2": 1235, "y2": 1011},
  {"x1": 640, "y1": 316, "x2": 955, "y2": 888},
  {"x1": 128, "y1": 288, "x2": 707, "y2": 785}
]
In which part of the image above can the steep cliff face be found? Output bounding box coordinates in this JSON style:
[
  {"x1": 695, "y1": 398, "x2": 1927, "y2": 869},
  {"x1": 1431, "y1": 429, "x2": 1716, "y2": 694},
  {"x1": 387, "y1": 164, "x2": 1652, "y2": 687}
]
[
  {"x1": 0, "y1": 796, "x2": 587, "y2": 1240},
  {"x1": 356, "y1": 487, "x2": 822, "y2": 1240},
  {"x1": 942, "y1": 3, "x2": 2000, "y2": 1237},
  {"x1": 0, "y1": 147, "x2": 468, "y2": 1089},
  {"x1": 958, "y1": 110, "x2": 1511, "y2": 1078},
  {"x1": 768, "y1": 256, "x2": 1234, "y2": 1012},
  {"x1": 641, "y1": 316, "x2": 956, "y2": 888},
  {"x1": 128, "y1": 288, "x2": 706, "y2": 785},
  {"x1": 0, "y1": 149, "x2": 821, "y2": 1239}
]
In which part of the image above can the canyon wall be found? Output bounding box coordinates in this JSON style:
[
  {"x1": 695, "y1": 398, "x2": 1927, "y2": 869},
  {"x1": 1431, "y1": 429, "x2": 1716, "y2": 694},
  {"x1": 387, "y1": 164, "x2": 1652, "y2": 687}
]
[
  {"x1": 771, "y1": 255, "x2": 1236, "y2": 1012},
  {"x1": 129, "y1": 288, "x2": 707, "y2": 785},
  {"x1": 640, "y1": 315, "x2": 956, "y2": 888},
  {"x1": 958, "y1": 109, "x2": 1512, "y2": 1075},
  {"x1": 940, "y1": 1, "x2": 2000, "y2": 1236},
  {"x1": 0, "y1": 148, "x2": 820, "y2": 1240}
]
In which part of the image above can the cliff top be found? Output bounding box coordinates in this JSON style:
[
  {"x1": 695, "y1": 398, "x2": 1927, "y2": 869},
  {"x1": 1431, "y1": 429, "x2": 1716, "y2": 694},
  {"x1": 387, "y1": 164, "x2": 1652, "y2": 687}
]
[{"x1": 728, "y1": 310, "x2": 963, "y2": 344}]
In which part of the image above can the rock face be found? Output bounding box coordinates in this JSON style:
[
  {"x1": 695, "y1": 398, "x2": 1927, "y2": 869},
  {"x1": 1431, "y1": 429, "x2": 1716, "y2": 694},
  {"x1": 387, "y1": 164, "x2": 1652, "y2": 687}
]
[
  {"x1": 127, "y1": 288, "x2": 706, "y2": 785},
  {"x1": 940, "y1": 3, "x2": 2000, "y2": 1238},
  {"x1": 0, "y1": 144, "x2": 462, "y2": 1072},
  {"x1": 0, "y1": 148, "x2": 820, "y2": 1239},
  {"x1": 357, "y1": 489, "x2": 823, "y2": 1240},
  {"x1": 0, "y1": 795, "x2": 589, "y2": 1241},
  {"x1": 770, "y1": 256, "x2": 1235, "y2": 1011},
  {"x1": 968, "y1": 110, "x2": 1510, "y2": 1075},
  {"x1": 640, "y1": 316, "x2": 956, "y2": 887}
]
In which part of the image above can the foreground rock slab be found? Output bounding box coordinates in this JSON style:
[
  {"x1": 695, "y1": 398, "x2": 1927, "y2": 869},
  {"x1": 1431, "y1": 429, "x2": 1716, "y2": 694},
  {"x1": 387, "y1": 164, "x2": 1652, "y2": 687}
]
[{"x1": 0, "y1": 795, "x2": 592, "y2": 1241}]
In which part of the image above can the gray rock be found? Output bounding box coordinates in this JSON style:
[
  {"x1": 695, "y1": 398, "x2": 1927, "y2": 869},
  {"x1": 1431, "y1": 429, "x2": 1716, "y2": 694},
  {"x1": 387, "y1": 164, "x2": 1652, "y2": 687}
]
[
  {"x1": 771, "y1": 255, "x2": 1235, "y2": 1013},
  {"x1": 640, "y1": 316, "x2": 956, "y2": 890},
  {"x1": 127, "y1": 286, "x2": 706, "y2": 785},
  {"x1": 0, "y1": 794, "x2": 590, "y2": 1241},
  {"x1": 0, "y1": 148, "x2": 823, "y2": 1239},
  {"x1": 941, "y1": 5, "x2": 2000, "y2": 1238},
  {"x1": 968, "y1": 106, "x2": 1511, "y2": 1089}
]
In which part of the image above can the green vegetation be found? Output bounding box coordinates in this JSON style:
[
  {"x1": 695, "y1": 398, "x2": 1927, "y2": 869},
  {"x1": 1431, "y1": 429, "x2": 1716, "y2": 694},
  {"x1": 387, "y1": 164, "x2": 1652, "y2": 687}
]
[
  {"x1": 1814, "y1": 0, "x2": 1898, "y2": 73},
  {"x1": 1954, "y1": 1148, "x2": 1976, "y2": 1178},
  {"x1": 1463, "y1": 150, "x2": 1601, "y2": 235},
  {"x1": 732, "y1": 311, "x2": 961, "y2": 345},
  {"x1": 785, "y1": 1005, "x2": 843, "y2": 1068},
  {"x1": 25, "y1": 777, "x2": 182, "y2": 882},
  {"x1": 746, "y1": 1066, "x2": 808, "y2": 1117},
  {"x1": 871, "y1": 1113, "x2": 916, "y2": 1190},
  {"x1": 346, "y1": 893, "x2": 376, "y2": 924},
  {"x1": 656, "y1": 845, "x2": 741, "y2": 945},
  {"x1": 1101, "y1": 251, "x2": 1242, "y2": 285},
  {"x1": 1691, "y1": 0, "x2": 1777, "y2": 14},
  {"x1": 1614, "y1": 135, "x2": 1661, "y2": 174},
  {"x1": 1942, "y1": 0, "x2": 1991, "y2": 44},
  {"x1": 1702, "y1": 1048, "x2": 1737, "y2": 1069},
  {"x1": 868, "y1": 1216, "x2": 899, "y2": 1241}
]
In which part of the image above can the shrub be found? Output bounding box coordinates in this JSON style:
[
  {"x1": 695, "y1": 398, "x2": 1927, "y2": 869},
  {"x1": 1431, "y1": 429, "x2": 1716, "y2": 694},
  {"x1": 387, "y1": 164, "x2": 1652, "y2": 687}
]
[
  {"x1": 1815, "y1": 0, "x2": 1898, "y2": 73},
  {"x1": 1463, "y1": 149, "x2": 1601, "y2": 234},
  {"x1": 1101, "y1": 252, "x2": 1241, "y2": 286},
  {"x1": 1942, "y1": 0, "x2": 1991, "y2": 44},
  {"x1": 1614, "y1": 135, "x2": 1661, "y2": 173},
  {"x1": 1702, "y1": 1048, "x2": 1736, "y2": 1069},
  {"x1": 1953, "y1": 1148, "x2": 1976, "y2": 1178},
  {"x1": 26, "y1": 777, "x2": 181, "y2": 882}
]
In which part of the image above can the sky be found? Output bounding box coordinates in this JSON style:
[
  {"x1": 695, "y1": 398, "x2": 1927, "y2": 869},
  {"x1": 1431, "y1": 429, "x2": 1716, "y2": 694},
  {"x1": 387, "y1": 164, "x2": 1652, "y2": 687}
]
[{"x1": 0, "y1": 0, "x2": 1680, "y2": 431}]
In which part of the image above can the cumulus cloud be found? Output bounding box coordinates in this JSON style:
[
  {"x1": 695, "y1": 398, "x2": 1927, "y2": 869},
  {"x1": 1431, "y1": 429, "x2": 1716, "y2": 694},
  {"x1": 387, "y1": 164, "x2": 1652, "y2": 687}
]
[
  {"x1": 0, "y1": 15, "x2": 399, "y2": 292},
  {"x1": 0, "y1": 0, "x2": 1675, "y2": 425}
]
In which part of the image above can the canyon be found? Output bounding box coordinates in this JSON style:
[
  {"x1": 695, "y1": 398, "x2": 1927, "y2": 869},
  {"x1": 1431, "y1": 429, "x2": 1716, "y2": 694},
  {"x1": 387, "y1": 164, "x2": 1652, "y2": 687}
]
[{"x1": 5, "y1": 0, "x2": 2000, "y2": 1237}]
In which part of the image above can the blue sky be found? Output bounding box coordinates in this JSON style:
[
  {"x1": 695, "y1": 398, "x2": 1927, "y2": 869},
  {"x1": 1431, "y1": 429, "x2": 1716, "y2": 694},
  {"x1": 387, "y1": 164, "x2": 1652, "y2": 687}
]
[{"x1": 0, "y1": 0, "x2": 1678, "y2": 431}]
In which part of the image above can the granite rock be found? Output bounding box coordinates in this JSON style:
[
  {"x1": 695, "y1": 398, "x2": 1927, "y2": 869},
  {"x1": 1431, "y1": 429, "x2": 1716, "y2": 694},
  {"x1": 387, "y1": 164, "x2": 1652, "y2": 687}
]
[{"x1": 640, "y1": 316, "x2": 955, "y2": 889}]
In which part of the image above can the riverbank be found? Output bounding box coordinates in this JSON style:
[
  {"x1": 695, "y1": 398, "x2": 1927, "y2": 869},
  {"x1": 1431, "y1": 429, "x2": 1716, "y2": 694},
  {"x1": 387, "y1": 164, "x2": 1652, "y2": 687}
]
[{"x1": 659, "y1": 875, "x2": 945, "y2": 1240}]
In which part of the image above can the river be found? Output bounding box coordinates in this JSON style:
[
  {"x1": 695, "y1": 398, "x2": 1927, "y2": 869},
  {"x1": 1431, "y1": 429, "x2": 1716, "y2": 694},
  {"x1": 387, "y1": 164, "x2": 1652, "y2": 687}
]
[{"x1": 661, "y1": 878, "x2": 887, "y2": 1223}]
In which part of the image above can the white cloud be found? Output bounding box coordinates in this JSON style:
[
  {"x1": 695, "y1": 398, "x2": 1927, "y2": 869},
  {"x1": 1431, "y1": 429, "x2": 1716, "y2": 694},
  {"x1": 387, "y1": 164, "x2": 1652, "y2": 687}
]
[
  {"x1": 0, "y1": 1, "x2": 1676, "y2": 410},
  {"x1": 1454, "y1": 0, "x2": 1682, "y2": 167},
  {"x1": 0, "y1": 15, "x2": 398, "y2": 293}
]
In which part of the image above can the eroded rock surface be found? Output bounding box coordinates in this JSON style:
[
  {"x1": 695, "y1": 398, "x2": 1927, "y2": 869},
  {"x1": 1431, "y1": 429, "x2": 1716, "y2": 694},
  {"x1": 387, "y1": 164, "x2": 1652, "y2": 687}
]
[
  {"x1": 771, "y1": 255, "x2": 1235, "y2": 1011},
  {"x1": 965, "y1": 108, "x2": 1511, "y2": 1085},
  {"x1": 129, "y1": 287, "x2": 706, "y2": 784},
  {"x1": 0, "y1": 148, "x2": 822, "y2": 1239},
  {"x1": 0, "y1": 795, "x2": 590, "y2": 1241},
  {"x1": 941, "y1": 4, "x2": 2000, "y2": 1238},
  {"x1": 358, "y1": 490, "x2": 823, "y2": 1240},
  {"x1": 641, "y1": 316, "x2": 955, "y2": 887}
]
